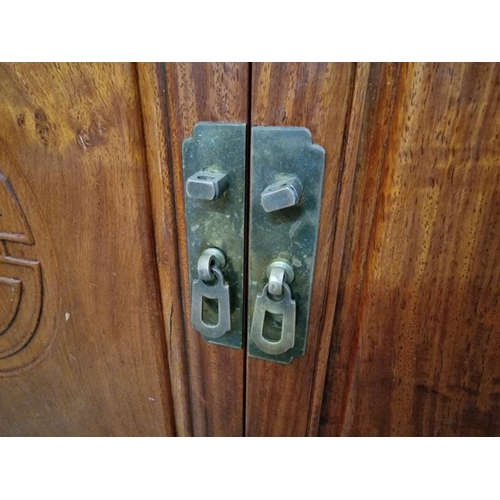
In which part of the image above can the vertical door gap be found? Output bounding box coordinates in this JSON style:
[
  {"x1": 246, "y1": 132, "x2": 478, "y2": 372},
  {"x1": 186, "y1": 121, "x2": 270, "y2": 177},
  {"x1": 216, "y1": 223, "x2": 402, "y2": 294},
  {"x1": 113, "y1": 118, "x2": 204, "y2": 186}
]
[{"x1": 242, "y1": 61, "x2": 252, "y2": 437}]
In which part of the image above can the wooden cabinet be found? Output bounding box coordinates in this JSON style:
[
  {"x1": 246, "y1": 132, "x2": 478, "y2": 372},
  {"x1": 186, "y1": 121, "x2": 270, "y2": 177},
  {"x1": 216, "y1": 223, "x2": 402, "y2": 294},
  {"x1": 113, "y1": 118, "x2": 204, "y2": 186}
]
[{"x1": 1, "y1": 63, "x2": 499, "y2": 436}]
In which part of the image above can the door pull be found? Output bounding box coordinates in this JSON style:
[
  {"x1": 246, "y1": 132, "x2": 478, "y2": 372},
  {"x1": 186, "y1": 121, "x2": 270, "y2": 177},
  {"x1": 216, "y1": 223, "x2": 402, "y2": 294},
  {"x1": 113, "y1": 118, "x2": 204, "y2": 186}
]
[
  {"x1": 250, "y1": 261, "x2": 296, "y2": 356},
  {"x1": 191, "y1": 248, "x2": 231, "y2": 340}
]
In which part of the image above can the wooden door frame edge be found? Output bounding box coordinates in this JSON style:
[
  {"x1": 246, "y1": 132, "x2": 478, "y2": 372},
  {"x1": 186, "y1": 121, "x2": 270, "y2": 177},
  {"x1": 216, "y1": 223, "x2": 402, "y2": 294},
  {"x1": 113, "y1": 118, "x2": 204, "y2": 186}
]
[
  {"x1": 137, "y1": 62, "x2": 193, "y2": 436},
  {"x1": 307, "y1": 62, "x2": 371, "y2": 436}
]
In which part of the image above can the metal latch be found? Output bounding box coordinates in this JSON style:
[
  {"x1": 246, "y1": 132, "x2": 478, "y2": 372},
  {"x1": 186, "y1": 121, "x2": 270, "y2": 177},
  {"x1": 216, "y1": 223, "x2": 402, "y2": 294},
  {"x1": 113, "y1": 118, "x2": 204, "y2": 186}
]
[
  {"x1": 182, "y1": 122, "x2": 246, "y2": 349},
  {"x1": 248, "y1": 127, "x2": 325, "y2": 364},
  {"x1": 182, "y1": 123, "x2": 325, "y2": 362}
]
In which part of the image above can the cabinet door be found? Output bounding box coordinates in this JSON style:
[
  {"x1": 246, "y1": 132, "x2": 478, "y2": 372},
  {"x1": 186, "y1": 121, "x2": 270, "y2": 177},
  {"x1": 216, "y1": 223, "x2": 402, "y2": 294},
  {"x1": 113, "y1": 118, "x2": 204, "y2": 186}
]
[
  {"x1": 245, "y1": 62, "x2": 500, "y2": 437},
  {"x1": 0, "y1": 63, "x2": 175, "y2": 436},
  {"x1": 245, "y1": 63, "x2": 366, "y2": 436},
  {"x1": 143, "y1": 63, "x2": 249, "y2": 436}
]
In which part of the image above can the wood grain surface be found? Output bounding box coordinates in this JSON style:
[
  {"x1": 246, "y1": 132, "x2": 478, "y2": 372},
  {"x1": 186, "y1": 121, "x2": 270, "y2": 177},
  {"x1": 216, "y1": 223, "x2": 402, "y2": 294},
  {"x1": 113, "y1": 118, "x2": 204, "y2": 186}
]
[
  {"x1": 5, "y1": 62, "x2": 497, "y2": 437},
  {"x1": 320, "y1": 63, "x2": 500, "y2": 436},
  {"x1": 0, "y1": 63, "x2": 175, "y2": 436},
  {"x1": 137, "y1": 63, "x2": 192, "y2": 436},
  {"x1": 162, "y1": 63, "x2": 248, "y2": 436},
  {"x1": 246, "y1": 63, "x2": 369, "y2": 436}
]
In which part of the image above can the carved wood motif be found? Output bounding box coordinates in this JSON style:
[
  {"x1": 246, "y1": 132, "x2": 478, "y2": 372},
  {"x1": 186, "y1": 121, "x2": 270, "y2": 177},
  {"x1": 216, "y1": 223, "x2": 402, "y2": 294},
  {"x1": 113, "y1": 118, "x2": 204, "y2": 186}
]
[{"x1": 0, "y1": 170, "x2": 58, "y2": 374}]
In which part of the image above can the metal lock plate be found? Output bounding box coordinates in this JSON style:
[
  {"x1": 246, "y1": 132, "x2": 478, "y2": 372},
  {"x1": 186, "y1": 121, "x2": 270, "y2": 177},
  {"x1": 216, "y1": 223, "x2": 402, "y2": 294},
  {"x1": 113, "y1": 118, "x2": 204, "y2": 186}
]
[
  {"x1": 182, "y1": 122, "x2": 246, "y2": 348},
  {"x1": 248, "y1": 127, "x2": 325, "y2": 363}
]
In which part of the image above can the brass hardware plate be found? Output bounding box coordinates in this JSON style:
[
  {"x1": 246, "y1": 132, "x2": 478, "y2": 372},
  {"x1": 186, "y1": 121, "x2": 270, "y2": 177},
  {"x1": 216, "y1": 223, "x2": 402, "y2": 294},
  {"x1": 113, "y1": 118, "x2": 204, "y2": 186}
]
[
  {"x1": 248, "y1": 127, "x2": 325, "y2": 363},
  {"x1": 182, "y1": 122, "x2": 246, "y2": 349}
]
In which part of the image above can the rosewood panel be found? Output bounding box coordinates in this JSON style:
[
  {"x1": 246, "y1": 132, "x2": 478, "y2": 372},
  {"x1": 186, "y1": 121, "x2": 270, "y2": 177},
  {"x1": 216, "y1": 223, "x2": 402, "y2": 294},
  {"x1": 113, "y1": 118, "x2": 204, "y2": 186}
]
[
  {"x1": 320, "y1": 63, "x2": 500, "y2": 436},
  {"x1": 0, "y1": 63, "x2": 175, "y2": 436}
]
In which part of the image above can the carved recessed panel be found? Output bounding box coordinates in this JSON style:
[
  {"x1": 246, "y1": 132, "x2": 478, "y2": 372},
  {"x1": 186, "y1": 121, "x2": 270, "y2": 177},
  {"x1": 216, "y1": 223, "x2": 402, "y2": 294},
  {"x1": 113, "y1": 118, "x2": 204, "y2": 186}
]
[{"x1": 0, "y1": 167, "x2": 59, "y2": 375}]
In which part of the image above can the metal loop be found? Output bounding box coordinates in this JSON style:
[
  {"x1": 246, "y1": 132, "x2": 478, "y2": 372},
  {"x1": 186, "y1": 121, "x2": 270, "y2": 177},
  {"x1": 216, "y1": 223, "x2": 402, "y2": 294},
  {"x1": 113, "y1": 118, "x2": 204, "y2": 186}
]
[
  {"x1": 197, "y1": 248, "x2": 226, "y2": 282},
  {"x1": 268, "y1": 266, "x2": 285, "y2": 296},
  {"x1": 266, "y1": 260, "x2": 294, "y2": 296},
  {"x1": 197, "y1": 253, "x2": 216, "y2": 282}
]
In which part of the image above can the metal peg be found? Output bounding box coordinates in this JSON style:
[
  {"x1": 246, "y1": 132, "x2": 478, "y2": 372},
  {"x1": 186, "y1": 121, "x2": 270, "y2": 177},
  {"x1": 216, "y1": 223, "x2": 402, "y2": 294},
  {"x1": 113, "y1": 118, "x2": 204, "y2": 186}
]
[
  {"x1": 186, "y1": 171, "x2": 229, "y2": 200},
  {"x1": 260, "y1": 176, "x2": 303, "y2": 212}
]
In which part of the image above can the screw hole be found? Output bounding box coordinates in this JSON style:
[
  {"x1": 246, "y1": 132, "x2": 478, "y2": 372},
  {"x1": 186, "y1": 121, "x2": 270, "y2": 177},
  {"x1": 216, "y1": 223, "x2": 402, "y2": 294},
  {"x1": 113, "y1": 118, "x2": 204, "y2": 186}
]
[{"x1": 197, "y1": 174, "x2": 214, "y2": 180}]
